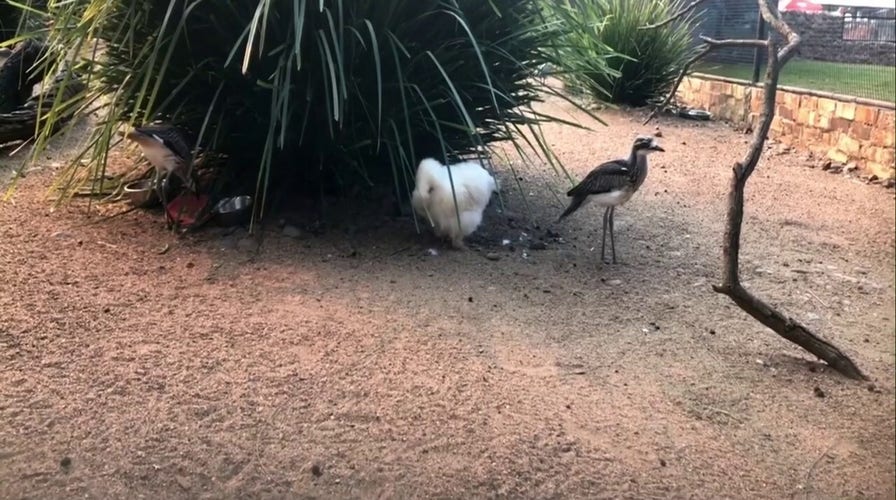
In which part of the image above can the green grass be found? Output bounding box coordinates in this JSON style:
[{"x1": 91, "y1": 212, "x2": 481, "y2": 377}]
[{"x1": 696, "y1": 58, "x2": 895, "y2": 103}]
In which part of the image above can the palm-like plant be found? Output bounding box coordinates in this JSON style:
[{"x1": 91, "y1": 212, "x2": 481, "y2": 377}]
[
  {"x1": 16, "y1": 0, "x2": 607, "y2": 223},
  {"x1": 542, "y1": 0, "x2": 700, "y2": 106}
]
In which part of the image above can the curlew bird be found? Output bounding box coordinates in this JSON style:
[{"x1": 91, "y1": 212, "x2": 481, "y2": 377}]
[
  {"x1": 125, "y1": 123, "x2": 198, "y2": 228},
  {"x1": 557, "y1": 135, "x2": 664, "y2": 264}
]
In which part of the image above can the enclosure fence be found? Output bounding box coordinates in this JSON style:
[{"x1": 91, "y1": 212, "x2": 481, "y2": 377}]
[{"x1": 690, "y1": 0, "x2": 896, "y2": 103}]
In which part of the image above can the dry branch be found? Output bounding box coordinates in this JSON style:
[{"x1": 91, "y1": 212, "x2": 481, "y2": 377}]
[{"x1": 643, "y1": 0, "x2": 867, "y2": 380}]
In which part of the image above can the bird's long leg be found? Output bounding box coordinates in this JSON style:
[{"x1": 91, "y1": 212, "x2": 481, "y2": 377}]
[
  {"x1": 608, "y1": 206, "x2": 617, "y2": 264},
  {"x1": 151, "y1": 167, "x2": 162, "y2": 204},
  {"x1": 600, "y1": 206, "x2": 610, "y2": 263},
  {"x1": 152, "y1": 168, "x2": 171, "y2": 229},
  {"x1": 160, "y1": 171, "x2": 174, "y2": 230}
]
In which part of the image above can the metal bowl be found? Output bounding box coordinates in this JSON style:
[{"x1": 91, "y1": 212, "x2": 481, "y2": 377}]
[
  {"x1": 213, "y1": 195, "x2": 253, "y2": 226},
  {"x1": 123, "y1": 179, "x2": 161, "y2": 208},
  {"x1": 685, "y1": 109, "x2": 712, "y2": 121}
]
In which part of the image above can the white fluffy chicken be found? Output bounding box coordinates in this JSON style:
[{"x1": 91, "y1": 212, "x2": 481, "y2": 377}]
[{"x1": 411, "y1": 157, "x2": 497, "y2": 249}]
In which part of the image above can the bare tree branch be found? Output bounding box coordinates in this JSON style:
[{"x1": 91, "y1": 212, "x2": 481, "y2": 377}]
[
  {"x1": 639, "y1": 0, "x2": 710, "y2": 30},
  {"x1": 699, "y1": 35, "x2": 769, "y2": 48},
  {"x1": 758, "y1": 0, "x2": 801, "y2": 63},
  {"x1": 644, "y1": 0, "x2": 866, "y2": 380}
]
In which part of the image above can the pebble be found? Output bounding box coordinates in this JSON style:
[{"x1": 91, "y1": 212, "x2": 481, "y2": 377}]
[
  {"x1": 59, "y1": 456, "x2": 71, "y2": 469},
  {"x1": 485, "y1": 253, "x2": 501, "y2": 261},
  {"x1": 607, "y1": 279, "x2": 622, "y2": 286},
  {"x1": 813, "y1": 387, "x2": 826, "y2": 398}
]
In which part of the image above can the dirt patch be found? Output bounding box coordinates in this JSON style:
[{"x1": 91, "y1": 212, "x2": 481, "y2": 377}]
[{"x1": 1, "y1": 96, "x2": 894, "y2": 499}]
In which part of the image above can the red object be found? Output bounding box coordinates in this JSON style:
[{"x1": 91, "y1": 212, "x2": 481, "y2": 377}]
[
  {"x1": 781, "y1": 0, "x2": 823, "y2": 12},
  {"x1": 165, "y1": 193, "x2": 210, "y2": 227}
]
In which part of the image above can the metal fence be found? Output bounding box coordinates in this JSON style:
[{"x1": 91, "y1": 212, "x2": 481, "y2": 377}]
[{"x1": 691, "y1": 0, "x2": 896, "y2": 103}]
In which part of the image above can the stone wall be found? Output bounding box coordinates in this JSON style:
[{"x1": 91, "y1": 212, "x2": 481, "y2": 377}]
[
  {"x1": 676, "y1": 74, "x2": 896, "y2": 180},
  {"x1": 779, "y1": 12, "x2": 895, "y2": 66}
]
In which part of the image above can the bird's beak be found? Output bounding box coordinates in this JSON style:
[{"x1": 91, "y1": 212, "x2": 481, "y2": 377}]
[{"x1": 650, "y1": 144, "x2": 665, "y2": 152}]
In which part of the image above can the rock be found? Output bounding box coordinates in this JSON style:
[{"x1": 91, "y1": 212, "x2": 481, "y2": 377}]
[
  {"x1": 310, "y1": 463, "x2": 323, "y2": 477},
  {"x1": 175, "y1": 475, "x2": 191, "y2": 490},
  {"x1": 282, "y1": 225, "x2": 302, "y2": 238},
  {"x1": 813, "y1": 387, "x2": 826, "y2": 398},
  {"x1": 219, "y1": 236, "x2": 237, "y2": 250},
  {"x1": 819, "y1": 160, "x2": 832, "y2": 171},
  {"x1": 774, "y1": 145, "x2": 792, "y2": 156},
  {"x1": 827, "y1": 165, "x2": 843, "y2": 174},
  {"x1": 529, "y1": 241, "x2": 547, "y2": 251},
  {"x1": 59, "y1": 456, "x2": 71, "y2": 469},
  {"x1": 659, "y1": 458, "x2": 667, "y2": 467},
  {"x1": 844, "y1": 163, "x2": 859, "y2": 174},
  {"x1": 485, "y1": 253, "x2": 501, "y2": 261},
  {"x1": 867, "y1": 174, "x2": 879, "y2": 184},
  {"x1": 653, "y1": 127, "x2": 663, "y2": 138},
  {"x1": 237, "y1": 236, "x2": 259, "y2": 253},
  {"x1": 884, "y1": 178, "x2": 895, "y2": 189},
  {"x1": 607, "y1": 279, "x2": 622, "y2": 286}
]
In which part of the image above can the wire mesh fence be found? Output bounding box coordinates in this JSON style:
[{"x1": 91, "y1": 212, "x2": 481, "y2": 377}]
[{"x1": 690, "y1": 0, "x2": 896, "y2": 103}]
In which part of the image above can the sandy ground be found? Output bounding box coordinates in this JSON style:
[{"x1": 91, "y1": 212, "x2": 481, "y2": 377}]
[{"x1": 1, "y1": 95, "x2": 895, "y2": 499}]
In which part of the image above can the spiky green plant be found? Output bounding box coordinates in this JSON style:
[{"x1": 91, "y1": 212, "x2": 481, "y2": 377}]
[
  {"x1": 15, "y1": 0, "x2": 609, "y2": 223},
  {"x1": 542, "y1": 0, "x2": 700, "y2": 106}
]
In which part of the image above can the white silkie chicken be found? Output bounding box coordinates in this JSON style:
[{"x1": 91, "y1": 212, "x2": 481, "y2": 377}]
[{"x1": 411, "y1": 157, "x2": 497, "y2": 249}]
